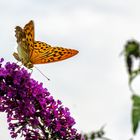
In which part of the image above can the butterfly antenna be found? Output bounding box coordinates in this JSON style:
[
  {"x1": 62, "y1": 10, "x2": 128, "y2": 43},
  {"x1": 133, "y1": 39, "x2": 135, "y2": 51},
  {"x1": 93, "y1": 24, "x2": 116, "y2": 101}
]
[{"x1": 34, "y1": 66, "x2": 50, "y2": 81}]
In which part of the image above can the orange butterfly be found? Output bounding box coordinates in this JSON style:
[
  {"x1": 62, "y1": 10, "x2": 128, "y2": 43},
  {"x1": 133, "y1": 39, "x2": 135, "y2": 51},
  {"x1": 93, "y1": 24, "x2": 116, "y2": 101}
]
[{"x1": 13, "y1": 20, "x2": 78, "y2": 69}]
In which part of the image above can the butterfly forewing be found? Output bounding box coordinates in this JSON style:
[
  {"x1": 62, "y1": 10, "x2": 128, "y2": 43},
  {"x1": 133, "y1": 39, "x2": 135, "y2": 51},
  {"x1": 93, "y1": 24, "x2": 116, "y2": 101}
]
[
  {"x1": 23, "y1": 20, "x2": 34, "y2": 58},
  {"x1": 30, "y1": 41, "x2": 78, "y2": 64}
]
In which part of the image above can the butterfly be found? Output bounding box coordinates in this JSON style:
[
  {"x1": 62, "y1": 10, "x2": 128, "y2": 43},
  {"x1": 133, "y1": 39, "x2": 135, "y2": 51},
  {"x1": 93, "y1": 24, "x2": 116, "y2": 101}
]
[{"x1": 13, "y1": 20, "x2": 78, "y2": 69}]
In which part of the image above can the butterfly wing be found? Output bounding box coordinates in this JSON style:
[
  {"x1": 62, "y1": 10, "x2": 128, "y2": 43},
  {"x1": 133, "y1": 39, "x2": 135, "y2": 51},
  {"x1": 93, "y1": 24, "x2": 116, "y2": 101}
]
[
  {"x1": 30, "y1": 41, "x2": 78, "y2": 64},
  {"x1": 23, "y1": 20, "x2": 35, "y2": 58},
  {"x1": 13, "y1": 20, "x2": 35, "y2": 68},
  {"x1": 14, "y1": 25, "x2": 30, "y2": 64}
]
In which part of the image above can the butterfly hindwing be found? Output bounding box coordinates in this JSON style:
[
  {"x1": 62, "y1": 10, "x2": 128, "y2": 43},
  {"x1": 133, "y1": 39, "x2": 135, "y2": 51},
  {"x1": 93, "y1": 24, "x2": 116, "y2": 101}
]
[{"x1": 14, "y1": 25, "x2": 30, "y2": 65}]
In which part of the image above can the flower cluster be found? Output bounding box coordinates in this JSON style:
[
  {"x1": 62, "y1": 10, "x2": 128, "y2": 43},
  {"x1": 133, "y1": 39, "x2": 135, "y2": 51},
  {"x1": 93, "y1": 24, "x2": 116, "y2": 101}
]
[{"x1": 0, "y1": 58, "x2": 82, "y2": 140}]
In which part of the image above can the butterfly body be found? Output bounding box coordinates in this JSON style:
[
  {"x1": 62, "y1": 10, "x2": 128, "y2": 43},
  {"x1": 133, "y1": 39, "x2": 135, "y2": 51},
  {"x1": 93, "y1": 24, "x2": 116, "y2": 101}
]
[{"x1": 13, "y1": 20, "x2": 78, "y2": 69}]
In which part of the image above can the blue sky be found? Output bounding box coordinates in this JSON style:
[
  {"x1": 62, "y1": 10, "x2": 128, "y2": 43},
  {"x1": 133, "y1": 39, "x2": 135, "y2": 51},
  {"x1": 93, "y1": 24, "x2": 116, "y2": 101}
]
[{"x1": 1, "y1": 0, "x2": 140, "y2": 139}]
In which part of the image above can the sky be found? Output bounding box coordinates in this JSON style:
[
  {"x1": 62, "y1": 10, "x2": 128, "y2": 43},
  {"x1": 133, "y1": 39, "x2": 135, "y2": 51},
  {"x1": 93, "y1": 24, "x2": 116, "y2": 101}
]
[{"x1": 1, "y1": 0, "x2": 140, "y2": 140}]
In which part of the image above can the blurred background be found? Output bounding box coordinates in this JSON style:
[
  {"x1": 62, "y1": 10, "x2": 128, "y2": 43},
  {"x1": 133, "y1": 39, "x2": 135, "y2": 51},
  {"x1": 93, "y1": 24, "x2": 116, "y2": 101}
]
[{"x1": 1, "y1": 0, "x2": 140, "y2": 139}]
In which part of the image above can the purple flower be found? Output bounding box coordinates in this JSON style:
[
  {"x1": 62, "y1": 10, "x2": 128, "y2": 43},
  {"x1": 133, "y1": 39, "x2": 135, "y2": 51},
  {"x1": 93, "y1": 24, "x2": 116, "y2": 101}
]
[{"x1": 0, "y1": 59, "x2": 83, "y2": 140}]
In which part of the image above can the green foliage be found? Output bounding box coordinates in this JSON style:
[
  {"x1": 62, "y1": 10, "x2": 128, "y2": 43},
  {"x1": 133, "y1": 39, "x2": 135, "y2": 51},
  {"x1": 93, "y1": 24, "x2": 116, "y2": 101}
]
[
  {"x1": 123, "y1": 40, "x2": 140, "y2": 75},
  {"x1": 132, "y1": 95, "x2": 140, "y2": 134},
  {"x1": 83, "y1": 126, "x2": 111, "y2": 140},
  {"x1": 123, "y1": 40, "x2": 140, "y2": 135},
  {"x1": 123, "y1": 40, "x2": 140, "y2": 95}
]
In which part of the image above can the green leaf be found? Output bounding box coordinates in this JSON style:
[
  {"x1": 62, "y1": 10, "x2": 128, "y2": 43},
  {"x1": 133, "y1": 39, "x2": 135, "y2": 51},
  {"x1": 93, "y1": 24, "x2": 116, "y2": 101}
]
[
  {"x1": 122, "y1": 40, "x2": 140, "y2": 75},
  {"x1": 124, "y1": 40, "x2": 140, "y2": 57},
  {"x1": 132, "y1": 94, "x2": 140, "y2": 134}
]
